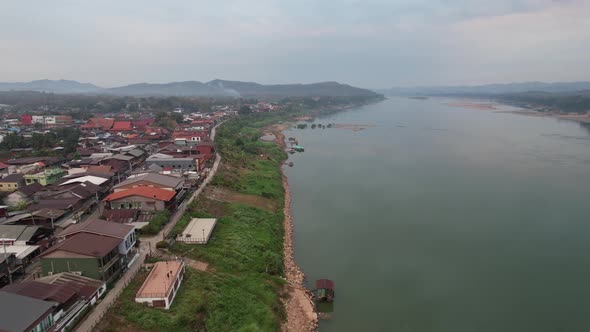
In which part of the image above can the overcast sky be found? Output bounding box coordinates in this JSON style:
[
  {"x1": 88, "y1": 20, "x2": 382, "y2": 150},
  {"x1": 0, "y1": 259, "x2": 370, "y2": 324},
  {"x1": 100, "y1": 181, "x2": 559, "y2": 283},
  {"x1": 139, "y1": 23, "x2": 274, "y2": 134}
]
[{"x1": 1, "y1": 0, "x2": 589, "y2": 88}]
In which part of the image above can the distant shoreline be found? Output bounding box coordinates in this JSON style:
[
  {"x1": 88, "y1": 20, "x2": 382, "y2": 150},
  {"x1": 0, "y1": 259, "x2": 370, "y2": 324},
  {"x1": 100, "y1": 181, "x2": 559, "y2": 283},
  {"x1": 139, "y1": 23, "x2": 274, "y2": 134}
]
[{"x1": 445, "y1": 99, "x2": 590, "y2": 124}]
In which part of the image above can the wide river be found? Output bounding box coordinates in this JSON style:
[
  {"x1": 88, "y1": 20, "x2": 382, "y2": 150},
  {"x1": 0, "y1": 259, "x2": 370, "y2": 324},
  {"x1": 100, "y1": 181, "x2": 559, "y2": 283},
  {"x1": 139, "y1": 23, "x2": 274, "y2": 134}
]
[{"x1": 283, "y1": 97, "x2": 590, "y2": 332}]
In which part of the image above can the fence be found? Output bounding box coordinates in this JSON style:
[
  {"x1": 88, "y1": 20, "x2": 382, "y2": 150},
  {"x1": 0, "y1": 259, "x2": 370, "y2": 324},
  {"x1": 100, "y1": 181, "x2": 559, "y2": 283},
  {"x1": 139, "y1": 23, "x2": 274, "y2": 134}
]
[{"x1": 75, "y1": 253, "x2": 146, "y2": 332}]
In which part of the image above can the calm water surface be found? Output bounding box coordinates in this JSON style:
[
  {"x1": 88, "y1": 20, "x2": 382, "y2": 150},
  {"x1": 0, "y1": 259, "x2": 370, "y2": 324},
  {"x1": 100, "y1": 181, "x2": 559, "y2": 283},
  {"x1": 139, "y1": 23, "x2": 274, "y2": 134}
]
[{"x1": 283, "y1": 97, "x2": 590, "y2": 332}]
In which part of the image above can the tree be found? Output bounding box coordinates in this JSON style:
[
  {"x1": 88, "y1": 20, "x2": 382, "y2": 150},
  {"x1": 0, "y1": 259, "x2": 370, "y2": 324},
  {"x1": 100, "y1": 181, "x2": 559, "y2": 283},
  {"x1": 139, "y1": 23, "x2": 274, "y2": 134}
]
[
  {"x1": 239, "y1": 105, "x2": 252, "y2": 115},
  {"x1": 311, "y1": 124, "x2": 317, "y2": 129},
  {"x1": 0, "y1": 133, "x2": 26, "y2": 150}
]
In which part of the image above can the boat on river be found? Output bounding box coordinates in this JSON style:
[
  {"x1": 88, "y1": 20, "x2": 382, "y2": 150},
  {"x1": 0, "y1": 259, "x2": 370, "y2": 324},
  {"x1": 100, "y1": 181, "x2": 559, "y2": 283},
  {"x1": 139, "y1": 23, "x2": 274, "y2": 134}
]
[{"x1": 292, "y1": 145, "x2": 305, "y2": 152}]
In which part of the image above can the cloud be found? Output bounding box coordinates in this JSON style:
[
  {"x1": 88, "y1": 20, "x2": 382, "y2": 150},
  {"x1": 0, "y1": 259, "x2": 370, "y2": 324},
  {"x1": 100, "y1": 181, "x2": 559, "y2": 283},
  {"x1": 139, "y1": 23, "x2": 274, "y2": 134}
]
[{"x1": 0, "y1": 0, "x2": 588, "y2": 87}]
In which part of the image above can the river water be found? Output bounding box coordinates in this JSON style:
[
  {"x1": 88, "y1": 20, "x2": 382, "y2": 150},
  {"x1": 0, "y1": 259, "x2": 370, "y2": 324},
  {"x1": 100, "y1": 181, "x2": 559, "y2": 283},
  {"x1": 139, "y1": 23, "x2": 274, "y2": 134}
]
[{"x1": 283, "y1": 97, "x2": 590, "y2": 332}]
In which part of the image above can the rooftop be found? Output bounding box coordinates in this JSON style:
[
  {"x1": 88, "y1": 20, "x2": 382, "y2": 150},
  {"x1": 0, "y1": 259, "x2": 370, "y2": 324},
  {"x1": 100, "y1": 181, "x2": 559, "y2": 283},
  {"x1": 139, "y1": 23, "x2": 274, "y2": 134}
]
[
  {"x1": 1, "y1": 280, "x2": 77, "y2": 305},
  {"x1": 103, "y1": 186, "x2": 176, "y2": 202},
  {"x1": 60, "y1": 175, "x2": 108, "y2": 186},
  {"x1": 0, "y1": 225, "x2": 40, "y2": 242},
  {"x1": 0, "y1": 292, "x2": 56, "y2": 332},
  {"x1": 58, "y1": 219, "x2": 134, "y2": 239},
  {"x1": 113, "y1": 173, "x2": 183, "y2": 190},
  {"x1": 42, "y1": 233, "x2": 121, "y2": 258},
  {"x1": 0, "y1": 173, "x2": 24, "y2": 183},
  {"x1": 136, "y1": 260, "x2": 184, "y2": 299}
]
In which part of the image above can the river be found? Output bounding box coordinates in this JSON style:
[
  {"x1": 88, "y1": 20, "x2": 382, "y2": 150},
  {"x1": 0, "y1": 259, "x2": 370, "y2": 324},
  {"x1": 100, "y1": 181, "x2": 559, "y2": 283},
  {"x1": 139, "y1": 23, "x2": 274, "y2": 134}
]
[{"x1": 283, "y1": 97, "x2": 590, "y2": 332}]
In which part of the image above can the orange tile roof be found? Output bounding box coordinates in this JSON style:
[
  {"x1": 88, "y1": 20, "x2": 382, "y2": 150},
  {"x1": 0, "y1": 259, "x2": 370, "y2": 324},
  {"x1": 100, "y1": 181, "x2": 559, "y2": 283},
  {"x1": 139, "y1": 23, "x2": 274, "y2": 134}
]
[
  {"x1": 136, "y1": 260, "x2": 184, "y2": 298},
  {"x1": 103, "y1": 186, "x2": 176, "y2": 202},
  {"x1": 111, "y1": 121, "x2": 132, "y2": 131}
]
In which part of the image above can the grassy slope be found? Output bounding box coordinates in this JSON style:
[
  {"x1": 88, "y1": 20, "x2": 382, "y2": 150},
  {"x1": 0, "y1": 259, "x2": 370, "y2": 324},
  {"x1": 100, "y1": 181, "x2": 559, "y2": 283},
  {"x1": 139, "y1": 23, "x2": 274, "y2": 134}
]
[{"x1": 103, "y1": 115, "x2": 289, "y2": 332}]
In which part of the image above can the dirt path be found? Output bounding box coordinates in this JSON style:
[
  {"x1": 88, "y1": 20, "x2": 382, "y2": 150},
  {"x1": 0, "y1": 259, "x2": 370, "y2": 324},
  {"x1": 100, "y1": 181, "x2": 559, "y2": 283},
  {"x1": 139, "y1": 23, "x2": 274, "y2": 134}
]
[{"x1": 281, "y1": 174, "x2": 318, "y2": 332}]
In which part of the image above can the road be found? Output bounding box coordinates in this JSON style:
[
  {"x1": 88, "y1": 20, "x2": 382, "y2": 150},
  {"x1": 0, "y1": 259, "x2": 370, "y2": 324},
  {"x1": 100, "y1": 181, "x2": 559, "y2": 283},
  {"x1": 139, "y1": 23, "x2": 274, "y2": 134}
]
[{"x1": 75, "y1": 120, "x2": 225, "y2": 332}]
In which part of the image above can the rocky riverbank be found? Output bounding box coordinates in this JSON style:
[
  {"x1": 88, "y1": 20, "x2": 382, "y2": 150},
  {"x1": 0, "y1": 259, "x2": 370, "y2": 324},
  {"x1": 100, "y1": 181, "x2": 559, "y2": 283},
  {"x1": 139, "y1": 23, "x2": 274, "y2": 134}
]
[{"x1": 281, "y1": 174, "x2": 318, "y2": 332}]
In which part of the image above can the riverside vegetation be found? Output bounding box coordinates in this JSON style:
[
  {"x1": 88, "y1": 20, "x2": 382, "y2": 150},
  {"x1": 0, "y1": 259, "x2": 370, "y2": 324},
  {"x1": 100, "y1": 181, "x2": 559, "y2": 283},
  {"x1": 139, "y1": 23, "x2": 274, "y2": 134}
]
[{"x1": 98, "y1": 97, "x2": 382, "y2": 332}]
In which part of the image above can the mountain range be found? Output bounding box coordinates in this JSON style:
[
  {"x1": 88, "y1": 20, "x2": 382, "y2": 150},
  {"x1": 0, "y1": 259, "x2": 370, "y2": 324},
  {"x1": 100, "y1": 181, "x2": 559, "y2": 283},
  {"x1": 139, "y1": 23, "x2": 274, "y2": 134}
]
[
  {"x1": 0, "y1": 79, "x2": 379, "y2": 98},
  {"x1": 379, "y1": 81, "x2": 590, "y2": 96}
]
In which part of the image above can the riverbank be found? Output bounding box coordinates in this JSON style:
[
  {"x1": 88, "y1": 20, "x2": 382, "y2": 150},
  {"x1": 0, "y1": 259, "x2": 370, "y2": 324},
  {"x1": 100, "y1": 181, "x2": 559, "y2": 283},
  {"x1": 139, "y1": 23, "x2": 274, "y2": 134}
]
[
  {"x1": 445, "y1": 99, "x2": 590, "y2": 124},
  {"x1": 281, "y1": 174, "x2": 318, "y2": 332},
  {"x1": 266, "y1": 122, "x2": 318, "y2": 331}
]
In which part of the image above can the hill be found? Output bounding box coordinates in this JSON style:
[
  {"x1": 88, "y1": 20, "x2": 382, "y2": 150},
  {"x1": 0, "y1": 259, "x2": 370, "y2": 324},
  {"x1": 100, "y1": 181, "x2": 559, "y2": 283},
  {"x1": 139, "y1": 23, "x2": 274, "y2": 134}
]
[
  {"x1": 380, "y1": 81, "x2": 590, "y2": 96},
  {"x1": 0, "y1": 79, "x2": 379, "y2": 98},
  {"x1": 0, "y1": 79, "x2": 102, "y2": 94}
]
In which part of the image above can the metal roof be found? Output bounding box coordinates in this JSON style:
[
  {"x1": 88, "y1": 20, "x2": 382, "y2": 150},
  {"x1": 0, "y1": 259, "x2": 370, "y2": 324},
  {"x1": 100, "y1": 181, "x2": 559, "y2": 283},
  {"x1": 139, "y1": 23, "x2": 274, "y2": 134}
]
[
  {"x1": 42, "y1": 233, "x2": 121, "y2": 258},
  {"x1": 113, "y1": 173, "x2": 183, "y2": 190},
  {"x1": 58, "y1": 219, "x2": 133, "y2": 239},
  {"x1": 0, "y1": 292, "x2": 56, "y2": 332},
  {"x1": 103, "y1": 186, "x2": 176, "y2": 202},
  {"x1": 0, "y1": 225, "x2": 39, "y2": 241}
]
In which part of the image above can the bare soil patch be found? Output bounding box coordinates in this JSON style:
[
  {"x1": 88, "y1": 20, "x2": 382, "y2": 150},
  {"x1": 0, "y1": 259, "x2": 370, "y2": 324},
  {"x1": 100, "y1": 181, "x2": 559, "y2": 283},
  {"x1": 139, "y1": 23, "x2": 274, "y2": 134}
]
[{"x1": 204, "y1": 186, "x2": 278, "y2": 211}]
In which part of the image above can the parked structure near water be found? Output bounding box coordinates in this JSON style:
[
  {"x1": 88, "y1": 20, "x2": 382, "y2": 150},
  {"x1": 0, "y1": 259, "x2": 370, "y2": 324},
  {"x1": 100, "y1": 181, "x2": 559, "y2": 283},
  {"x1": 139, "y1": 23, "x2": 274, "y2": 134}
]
[{"x1": 135, "y1": 260, "x2": 185, "y2": 309}]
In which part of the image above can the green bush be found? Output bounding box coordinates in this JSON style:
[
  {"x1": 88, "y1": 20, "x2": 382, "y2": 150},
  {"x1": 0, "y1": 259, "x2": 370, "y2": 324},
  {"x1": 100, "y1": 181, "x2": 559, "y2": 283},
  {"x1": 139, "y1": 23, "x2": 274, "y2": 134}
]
[
  {"x1": 155, "y1": 241, "x2": 169, "y2": 249},
  {"x1": 138, "y1": 211, "x2": 172, "y2": 236}
]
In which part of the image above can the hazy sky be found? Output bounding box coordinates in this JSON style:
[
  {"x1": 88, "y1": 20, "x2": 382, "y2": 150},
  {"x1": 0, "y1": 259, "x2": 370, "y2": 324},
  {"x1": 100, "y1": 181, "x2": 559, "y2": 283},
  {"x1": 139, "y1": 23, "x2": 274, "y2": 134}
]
[{"x1": 1, "y1": 0, "x2": 589, "y2": 88}]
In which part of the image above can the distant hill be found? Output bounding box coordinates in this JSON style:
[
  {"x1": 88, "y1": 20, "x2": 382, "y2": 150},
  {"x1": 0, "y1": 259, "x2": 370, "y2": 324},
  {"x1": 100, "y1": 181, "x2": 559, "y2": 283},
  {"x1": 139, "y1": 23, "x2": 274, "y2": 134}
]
[
  {"x1": 106, "y1": 81, "x2": 229, "y2": 97},
  {"x1": 380, "y1": 81, "x2": 590, "y2": 96},
  {"x1": 0, "y1": 79, "x2": 102, "y2": 94},
  {"x1": 0, "y1": 79, "x2": 379, "y2": 98}
]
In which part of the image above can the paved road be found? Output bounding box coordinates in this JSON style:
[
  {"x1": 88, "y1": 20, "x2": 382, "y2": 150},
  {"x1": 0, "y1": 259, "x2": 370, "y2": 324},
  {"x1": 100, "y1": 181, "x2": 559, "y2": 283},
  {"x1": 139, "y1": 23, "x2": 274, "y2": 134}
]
[{"x1": 75, "y1": 121, "x2": 225, "y2": 332}]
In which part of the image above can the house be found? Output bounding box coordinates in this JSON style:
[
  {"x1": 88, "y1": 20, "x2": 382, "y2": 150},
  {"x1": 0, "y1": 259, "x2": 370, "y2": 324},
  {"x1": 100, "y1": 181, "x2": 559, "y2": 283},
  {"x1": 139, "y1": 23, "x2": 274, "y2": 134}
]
[
  {"x1": 40, "y1": 232, "x2": 123, "y2": 282},
  {"x1": 172, "y1": 130, "x2": 209, "y2": 142},
  {"x1": 1, "y1": 273, "x2": 105, "y2": 331},
  {"x1": 2, "y1": 208, "x2": 68, "y2": 231},
  {"x1": 145, "y1": 154, "x2": 199, "y2": 172},
  {"x1": 4, "y1": 182, "x2": 44, "y2": 207},
  {"x1": 110, "y1": 121, "x2": 133, "y2": 132},
  {"x1": 0, "y1": 253, "x2": 17, "y2": 285},
  {"x1": 103, "y1": 187, "x2": 176, "y2": 211},
  {"x1": 159, "y1": 142, "x2": 215, "y2": 160},
  {"x1": 113, "y1": 173, "x2": 183, "y2": 192},
  {"x1": 135, "y1": 259, "x2": 185, "y2": 309},
  {"x1": 58, "y1": 219, "x2": 136, "y2": 262},
  {"x1": 80, "y1": 117, "x2": 114, "y2": 131},
  {"x1": 0, "y1": 173, "x2": 25, "y2": 192},
  {"x1": 0, "y1": 292, "x2": 56, "y2": 332},
  {"x1": 0, "y1": 161, "x2": 10, "y2": 175},
  {"x1": 0, "y1": 225, "x2": 51, "y2": 246},
  {"x1": 102, "y1": 209, "x2": 139, "y2": 224},
  {"x1": 131, "y1": 119, "x2": 155, "y2": 131},
  {"x1": 24, "y1": 167, "x2": 66, "y2": 186}
]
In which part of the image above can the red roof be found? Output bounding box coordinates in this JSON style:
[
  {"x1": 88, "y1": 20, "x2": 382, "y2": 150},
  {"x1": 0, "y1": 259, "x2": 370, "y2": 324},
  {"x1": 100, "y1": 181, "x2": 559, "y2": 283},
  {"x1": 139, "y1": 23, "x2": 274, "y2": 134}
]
[
  {"x1": 111, "y1": 121, "x2": 132, "y2": 131},
  {"x1": 80, "y1": 118, "x2": 114, "y2": 130},
  {"x1": 0, "y1": 162, "x2": 9, "y2": 170},
  {"x1": 316, "y1": 279, "x2": 334, "y2": 290},
  {"x1": 103, "y1": 186, "x2": 176, "y2": 202}
]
